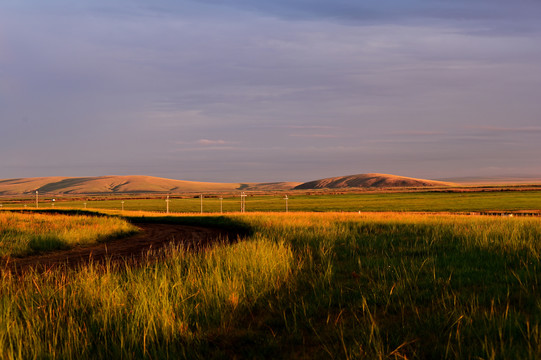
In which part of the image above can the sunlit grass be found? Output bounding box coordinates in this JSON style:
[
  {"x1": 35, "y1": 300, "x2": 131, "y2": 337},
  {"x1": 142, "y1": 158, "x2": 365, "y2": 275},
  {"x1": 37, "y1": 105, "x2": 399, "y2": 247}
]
[
  {"x1": 0, "y1": 212, "x2": 137, "y2": 257},
  {"x1": 1, "y1": 212, "x2": 540, "y2": 358},
  {"x1": 0, "y1": 237, "x2": 293, "y2": 358}
]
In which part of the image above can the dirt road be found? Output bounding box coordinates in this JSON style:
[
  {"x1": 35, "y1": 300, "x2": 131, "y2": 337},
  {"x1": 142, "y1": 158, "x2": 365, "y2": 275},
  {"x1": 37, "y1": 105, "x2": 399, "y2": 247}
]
[{"x1": 3, "y1": 223, "x2": 231, "y2": 273}]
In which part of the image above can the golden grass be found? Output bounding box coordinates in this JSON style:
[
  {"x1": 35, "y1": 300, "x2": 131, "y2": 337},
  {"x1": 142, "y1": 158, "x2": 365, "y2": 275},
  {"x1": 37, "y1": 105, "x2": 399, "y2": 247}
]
[
  {"x1": 1, "y1": 211, "x2": 540, "y2": 358},
  {"x1": 0, "y1": 212, "x2": 137, "y2": 257}
]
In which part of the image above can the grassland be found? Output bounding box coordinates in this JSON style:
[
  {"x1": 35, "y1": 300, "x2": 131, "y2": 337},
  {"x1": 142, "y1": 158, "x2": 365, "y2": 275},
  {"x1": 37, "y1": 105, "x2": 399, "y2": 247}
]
[
  {"x1": 7, "y1": 190, "x2": 541, "y2": 213},
  {"x1": 0, "y1": 212, "x2": 137, "y2": 257},
  {"x1": 1, "y1": 212, "x2": 540, "y2": 358}
]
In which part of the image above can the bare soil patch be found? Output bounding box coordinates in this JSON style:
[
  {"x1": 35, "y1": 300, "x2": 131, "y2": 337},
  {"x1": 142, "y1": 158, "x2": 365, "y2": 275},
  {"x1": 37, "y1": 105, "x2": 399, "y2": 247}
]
[{"x1": 2, "y1": 222, "x2": 232, "y2": 273}]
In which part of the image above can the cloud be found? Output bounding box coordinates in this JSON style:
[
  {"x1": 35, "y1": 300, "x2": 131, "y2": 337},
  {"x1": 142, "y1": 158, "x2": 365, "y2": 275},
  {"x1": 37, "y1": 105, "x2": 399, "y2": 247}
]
[
  {"x1": 288, "y1": 134, "x2": 343, "y2": 139},
  {"x1": 197, "y1": 139, "x2": 229, "y2": 145},
  {"x1": 186, "y1": 0, "x2": 541, "y2": 29},
  {"x1": 2, "y1": 0, "x2": 541, "y2": 181},
  {"x1": 391, "y1": 131, "x2": 446, "y2": 136},
  {"x1": 282, "y1": 125, "x2": 336, "y2": 130},
  {"x1": 174, "y1": 139, "x2": 237, "y2": 146},
  {"x1": 172, "y1": 146, "x2": 240, "y2": 152},
  {"x1": 467, "y1": 126, "x2": 541, "y2": 133},
  {"x1": 169, "y1": 139, "x2": 241, "y2": 152}
]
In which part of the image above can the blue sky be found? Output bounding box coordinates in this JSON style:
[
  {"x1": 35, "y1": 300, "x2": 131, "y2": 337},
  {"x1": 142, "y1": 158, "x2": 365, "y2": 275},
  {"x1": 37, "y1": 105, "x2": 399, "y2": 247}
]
[{"x1": 1, "y1": 0, "x2": 541, "y2": 182}]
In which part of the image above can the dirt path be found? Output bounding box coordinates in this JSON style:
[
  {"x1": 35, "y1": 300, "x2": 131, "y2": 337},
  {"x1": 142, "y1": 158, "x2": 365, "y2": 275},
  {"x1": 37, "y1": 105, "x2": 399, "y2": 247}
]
[{"x1": 3, "y1": 223, "x2": 232, "y2": 273}]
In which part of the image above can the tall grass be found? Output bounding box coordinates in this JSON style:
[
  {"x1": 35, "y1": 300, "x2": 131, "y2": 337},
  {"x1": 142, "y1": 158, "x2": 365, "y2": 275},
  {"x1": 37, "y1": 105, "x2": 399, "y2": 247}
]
[
  {"x1": 0, "y1": 238, "x2": 293, "y2": 359},
  {"x1": 0, "y1": 212, "x2": 137, "y2": 257},
  {"x1": 227, "y1": 213, "x2": 541, "y2": 358},
  {"x1": 1, "y1": 212, "x2": 540, "y2": 358}
]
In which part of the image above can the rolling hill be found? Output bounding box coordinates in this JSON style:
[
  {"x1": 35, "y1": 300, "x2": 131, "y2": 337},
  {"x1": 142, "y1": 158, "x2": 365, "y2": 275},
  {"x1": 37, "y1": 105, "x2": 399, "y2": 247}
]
[
  {"x1": 294, "y1": 173, "x2": 454, "y2": 190},
  {"x1": 0, "y1": 176, "x2": 301, "y2": 195},
  {"x1": 0, "y1": 173, "x2": 456, "y2": 195}
]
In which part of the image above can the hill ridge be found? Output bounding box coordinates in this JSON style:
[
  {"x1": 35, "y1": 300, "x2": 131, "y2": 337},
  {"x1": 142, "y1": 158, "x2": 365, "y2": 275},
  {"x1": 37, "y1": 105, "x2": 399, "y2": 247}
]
[
  {"x1": 294, "y1": 173, "x2": 454, "y2": 190},
  {"x1": 0, "y1": 173, "x2": 455, "y2": 195},
  {"x1": 0, "y1": 175, "x2": 300, "y2": 195}
]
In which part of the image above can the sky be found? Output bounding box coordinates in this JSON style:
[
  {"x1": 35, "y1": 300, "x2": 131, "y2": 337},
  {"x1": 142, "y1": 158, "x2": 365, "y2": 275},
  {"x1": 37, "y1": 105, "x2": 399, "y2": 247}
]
[{"x1": 1, "y1": 0, "x2": 541, "y2": 182}]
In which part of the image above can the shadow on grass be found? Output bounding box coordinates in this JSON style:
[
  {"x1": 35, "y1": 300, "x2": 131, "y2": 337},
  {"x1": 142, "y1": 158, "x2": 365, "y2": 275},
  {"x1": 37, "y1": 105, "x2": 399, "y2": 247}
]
[
  {"x1": 2, "y1": 208, "x2": 110, "y2": 217},
  {"x1": 3, "y1": 209, "x2": 254, "y2": 241},
  {"x1": 1, "y1": 210, "x2": 254, "y2": 238},
  {"x1": 28, "y1": 235, "x2": 69, "y2": 253},
  {"x1": 125, "y1": 215, "x2": 254, "y2": 239}
]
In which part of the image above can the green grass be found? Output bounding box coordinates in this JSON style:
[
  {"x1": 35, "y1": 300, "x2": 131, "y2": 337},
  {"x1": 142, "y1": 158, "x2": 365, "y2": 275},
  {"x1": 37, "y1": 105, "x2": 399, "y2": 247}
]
[
  {"x1": 9, "y1": 190, "x2": 541, "y2": 213},
  {"x1": 0, "y1": 212, "x2": 137, "y2": 257},
  {"x1": 1, "y1": 212, "x2": 541, "y2": 358}
]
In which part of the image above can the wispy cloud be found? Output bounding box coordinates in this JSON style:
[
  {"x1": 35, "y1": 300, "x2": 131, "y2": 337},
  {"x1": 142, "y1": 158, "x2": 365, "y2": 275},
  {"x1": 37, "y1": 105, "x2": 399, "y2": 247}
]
[
  {"x1": 288, "y1": 134, "x2": 343, "y2": 138},
  {"x1": 172, "y1": 146, "x2": 241, "y2": 152},
  {"x1": 159, "y1": 0, "x2": 541, "y2": 28},
  {"x1": 197, "y1": 139, "x2": 229, "y2": 145},
  {"x1": 175, "y1": 139, "x2": 237, "y2": 146},
  {"x1": 391, "y1": 130, "x2": 446, "y2": 136},
  {"x1": 170, "y1": 139, "x2": 240, "y2": 152},
  {"x1": 467, "y1": 126, "x2": 541, "y2": 133},
  {"x1": 282, "y1": 125, "x2": 337, "y2": 130}
]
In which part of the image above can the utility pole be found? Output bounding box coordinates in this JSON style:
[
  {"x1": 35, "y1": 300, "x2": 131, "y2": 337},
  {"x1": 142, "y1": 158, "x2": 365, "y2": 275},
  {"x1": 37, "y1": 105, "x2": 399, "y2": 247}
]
[
  {"x1": 284, "y1": 195, "x2": 288, "y2": 213},
  {"x1": 166, "y1": 195, "x2": 170, "y2": 214},
  {"x1": 36, "y1": 190, "x2": 39, "y2": 208},
  {"x1": 200, "y1": 194, "x2": 203, "y2": 214},
  {"x1": 219, "y1": 197, "x2": 223, "y2": 214},
  {"x1": 240, "y1": 192, "x2": 247, "y2": 213}
]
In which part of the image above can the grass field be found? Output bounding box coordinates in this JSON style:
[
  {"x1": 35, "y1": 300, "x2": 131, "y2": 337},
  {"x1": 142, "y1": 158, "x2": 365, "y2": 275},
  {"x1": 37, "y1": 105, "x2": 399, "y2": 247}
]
[
  {"x1": 1, "y1": 212, "x2": 540, "y2": 358},
  {"x1": 3, "y1": 190, "x2": 541, "y2": 213},
  {"x1": 0, "y1": 212, "x2": 137, "y2": 257}
]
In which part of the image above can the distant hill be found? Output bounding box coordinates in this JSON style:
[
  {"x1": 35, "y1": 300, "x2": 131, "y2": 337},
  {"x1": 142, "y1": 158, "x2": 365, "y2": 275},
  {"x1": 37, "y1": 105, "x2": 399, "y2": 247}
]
[
  {"x1": 0, "y1": 173, "x2": 457, "y2": 195},
  {"x1": 0, "y1": 176, "x2": 301, "y2": 195},
  {"x1": 294, "y1": 173, "x2": 454, "y2": 190}
]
